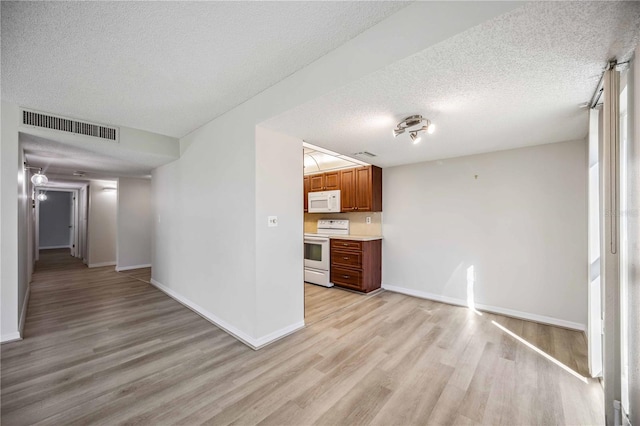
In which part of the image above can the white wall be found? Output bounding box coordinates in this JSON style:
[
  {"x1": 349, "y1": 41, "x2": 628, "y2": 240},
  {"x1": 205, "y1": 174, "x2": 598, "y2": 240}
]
[
  {"x1": 39, "y1": 191, "x2": 72, "y2": 248},
  {"x1": 152, "y1": 2, "x2": 518, "y2": 348},
  {"x1": 116, "y1": 177, "x2": 152, "y2": 270},
  {"x1": 153, "y1": 116, "x2": 259, "y2": 343},
  {"x1": 87, "y1": 180, "x2": 117, "y2": 267},
  {"x1": 382, "y1": 140, "x2": 588, "y2": 329},
  {"x1": 255, "y1": 127, "x2": 304, "y2": 339},
  {"x1": 1, "y1": 102, "x2": 21, "y2": 341},
  {"x1": 17, "y1": 147, "x2": 32, "y2": 338}
]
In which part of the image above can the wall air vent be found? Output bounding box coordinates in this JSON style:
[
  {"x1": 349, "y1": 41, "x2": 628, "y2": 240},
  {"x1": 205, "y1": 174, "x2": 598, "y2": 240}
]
[
  {"x1": 354, "y1": 151, "x2": 377, "y2": 157},
  {"x1": 21, "y1": 109, "x2": 119, "y2": 142}
]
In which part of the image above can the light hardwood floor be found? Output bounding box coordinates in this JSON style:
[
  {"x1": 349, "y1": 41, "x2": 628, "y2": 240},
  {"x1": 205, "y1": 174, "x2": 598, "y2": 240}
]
[
  {"x1": 118, "y1": 266, "x2": 152, "y2": 283},
  {"x1": 1, "y1": 249, "x2": 603, "y2": 425},
  {"x1": 304, "y1": 283, "x2": 374, "y2": 325}
]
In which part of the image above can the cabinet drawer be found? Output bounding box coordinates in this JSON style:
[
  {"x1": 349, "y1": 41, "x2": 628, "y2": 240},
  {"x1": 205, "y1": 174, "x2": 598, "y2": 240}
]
[
  {"x1": 331, "y1": 266, "x2": 362, "y2": 289},
  {"x1": 331, "y1": 239, "x2": 363, "y2": 251},
  {"x1": 331, "y1": 250, "x2": 362, "y2": 268}
]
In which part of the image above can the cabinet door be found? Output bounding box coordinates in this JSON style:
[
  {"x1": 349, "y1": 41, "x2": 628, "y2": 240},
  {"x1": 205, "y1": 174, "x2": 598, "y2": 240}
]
[
  {"x1": 340, "y1": 168, "x2": 356, "y2": 211},
  {"x1": 309, "y1": 174, "x2": 324, "y2": 192},
  {"x1": 355, "y1": 166, "x2": 372, "y2": 211},
  {"x1": 324, "y1": 171, "x2": 340, "y2": 190},
  {"x1": 303, "y1": 176, "x2": 310, "y2": 212}
]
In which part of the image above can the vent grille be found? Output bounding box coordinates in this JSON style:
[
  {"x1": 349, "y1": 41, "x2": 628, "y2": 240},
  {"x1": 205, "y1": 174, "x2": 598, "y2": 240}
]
[
  {"x1": 22, "y1": 110, "x2": 118, "y2": 142},
  {"x1": 354, "y1": 151, "x2": 377, "y2": 157}
]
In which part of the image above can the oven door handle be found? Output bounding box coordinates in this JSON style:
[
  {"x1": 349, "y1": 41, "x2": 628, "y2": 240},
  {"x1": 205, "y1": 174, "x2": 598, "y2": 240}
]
[{"x1": 304, "y1": 237, "x2": 329, "y2": 243}]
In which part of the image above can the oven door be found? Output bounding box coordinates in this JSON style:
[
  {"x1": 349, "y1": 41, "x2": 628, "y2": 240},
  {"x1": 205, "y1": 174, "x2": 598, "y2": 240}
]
[{"x1": 304, "y1": 237, "x2": 329, "y2": 271}]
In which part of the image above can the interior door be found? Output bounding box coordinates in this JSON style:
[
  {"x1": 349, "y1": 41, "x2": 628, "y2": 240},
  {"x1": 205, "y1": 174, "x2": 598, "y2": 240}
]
[{"x1": 69, "y1": 191, "x2": 76, "y2": 257}]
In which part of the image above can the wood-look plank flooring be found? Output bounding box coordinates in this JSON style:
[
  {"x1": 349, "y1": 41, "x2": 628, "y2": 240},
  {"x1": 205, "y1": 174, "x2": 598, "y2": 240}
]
[
  {"x1": 304, "y1": 283, "x2": 372, "y2": 325},
  {"x1": 1, "y1": 249, "x2": 604, "y2": 425},
  {"x1": 118, "y1": 267, "x2": 152, "y2": 283}
]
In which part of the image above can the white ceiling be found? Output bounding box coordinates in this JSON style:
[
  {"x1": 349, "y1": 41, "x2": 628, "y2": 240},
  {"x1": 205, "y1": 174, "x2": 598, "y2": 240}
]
[
  {"x1": 263, "y1": 2, "x2": 640, "y2": 168},
  {"x1": 21, "y1": 133, "x2": 161, "y2": 179},
  {"x1": 1, "y1": 1, "x2": 408, "y2": 138}
]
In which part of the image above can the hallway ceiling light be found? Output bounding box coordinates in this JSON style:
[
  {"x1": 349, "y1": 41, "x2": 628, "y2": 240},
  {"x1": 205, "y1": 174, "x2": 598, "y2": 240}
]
[
  {"x1": 37, "y1": 193, "x2": 47, "y2": 201},
  {"x1": 392, "y1": 115, "x2": 435, "y2": 144},
  {"x1": 25, "y1": 164, "x2": 49, "y2": 186},
  {"x1": 30, "y1": 171, "x2": 48, "y2": 186}
]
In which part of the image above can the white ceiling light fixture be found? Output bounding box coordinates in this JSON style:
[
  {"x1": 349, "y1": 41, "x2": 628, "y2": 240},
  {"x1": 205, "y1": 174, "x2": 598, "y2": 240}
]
[
  {"x1": 24, "y1": 164, "x2": 49, "y2": 186},
  {"x1": 37, "y1": 192, "x2": 47, "y2": 201},
  {"x1": 393, "y1": 115, "x2": 435, "y2": 144},
  {"x1": 31, "y1": 172, "x2": 49, "y2": 186}
]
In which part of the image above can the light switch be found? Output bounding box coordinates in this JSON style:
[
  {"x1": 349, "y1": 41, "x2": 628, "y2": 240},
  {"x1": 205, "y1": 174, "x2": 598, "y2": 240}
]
[{"x1": 268, "y1": 216, "x2": 278, "y2": 227}]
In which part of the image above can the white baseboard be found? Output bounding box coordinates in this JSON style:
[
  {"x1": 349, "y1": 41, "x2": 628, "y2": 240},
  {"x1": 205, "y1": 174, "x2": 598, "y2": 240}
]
[
  {"x1": 382, "y1": 284, "x2": 586, "y2": 331},
  {"x1": 39, "y1": 245, "x2": 70, "y2": 250},
  {"x1": 116, "y1": 264, "x2": 152, "y2": 272},
  {"x1": 88, "y1": 261, "x2": 116, "y2": 268},
  {"x1": 150, "y1": 278, "x2": 305, "y2": 350},
  {"x1": 0, "y1": 332, "x2": 22, "y2": 344},
  {"x1": 19, "y1": 283, "x2": 31, "y2": 336}
]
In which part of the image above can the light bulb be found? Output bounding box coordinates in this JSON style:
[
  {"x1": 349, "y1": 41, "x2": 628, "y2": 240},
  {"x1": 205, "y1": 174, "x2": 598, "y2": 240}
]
[
  {"x1": 410, "y1": 132, "x2": 421, "y2": 144},
  {"x1": 37, "y1": 193, "x2": 47, "y2": 201},
  {"x1": 427, "y1": 123, "x2": 435, "y2": 134},
  {"x1": 31, "y1": 172, "x2": 48, "y2": 186}
]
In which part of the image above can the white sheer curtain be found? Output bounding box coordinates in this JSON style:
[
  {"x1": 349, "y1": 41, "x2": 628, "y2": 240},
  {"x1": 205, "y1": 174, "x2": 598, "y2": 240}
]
[{"x1": 601, "y1": 46, "x2": 639, "y2": 426}]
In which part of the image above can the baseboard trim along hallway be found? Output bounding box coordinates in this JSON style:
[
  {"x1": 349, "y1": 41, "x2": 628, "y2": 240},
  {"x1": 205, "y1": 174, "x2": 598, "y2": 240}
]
[
  {"x1": 18, "y1": 283, "x2": 31, "y2": 337},
  {"x1": 88, "y1": 261, "x2": 116, "y2": 268},
  {"x1": 150, "y1": 278, "x2": 305, "y2": 350},
  {"x1": 0, "y1": 332, "x2": 22, "y2": 344},
  {"x1": 382, "y1": 284, "x2": 586, "y2": 331},
  {"x1": 115, "y1": 264, "x2": 152, "y2": 272}
]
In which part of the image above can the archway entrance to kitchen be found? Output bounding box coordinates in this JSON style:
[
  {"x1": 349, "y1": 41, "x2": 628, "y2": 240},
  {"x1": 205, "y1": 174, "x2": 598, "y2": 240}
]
[{"x1": 302, "y1": 142, "x2": 384, "y2": 324}]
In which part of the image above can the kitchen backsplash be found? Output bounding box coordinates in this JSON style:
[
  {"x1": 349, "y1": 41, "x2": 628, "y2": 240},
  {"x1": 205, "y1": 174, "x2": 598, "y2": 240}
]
[{"x1": 304, "y1": 212, "x2": 382, "y2": 236}]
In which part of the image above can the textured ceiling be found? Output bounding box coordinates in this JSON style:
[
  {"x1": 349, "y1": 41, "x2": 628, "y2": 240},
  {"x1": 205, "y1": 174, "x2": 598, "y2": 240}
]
[
  {"x1": 21, "y1": 133, "x2": 160, "y2": 179},
  {"x1": 2, "y1": 1, "x2": 408, "y2": 138},
  {"x1": 263, "y1": 2, "x2": 640, "y2": 168}
]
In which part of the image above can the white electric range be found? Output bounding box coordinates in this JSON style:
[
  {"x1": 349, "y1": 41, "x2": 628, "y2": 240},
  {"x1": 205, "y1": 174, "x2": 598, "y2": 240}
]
[{"x1": 304, "y1": 219, "x2": 350, "y2": 287}]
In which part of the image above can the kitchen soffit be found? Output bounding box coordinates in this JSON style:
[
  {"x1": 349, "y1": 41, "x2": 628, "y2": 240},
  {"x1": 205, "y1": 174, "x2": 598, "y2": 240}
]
[{"x1": 303, "y1": 142, "x2": 370, "y2": 175}]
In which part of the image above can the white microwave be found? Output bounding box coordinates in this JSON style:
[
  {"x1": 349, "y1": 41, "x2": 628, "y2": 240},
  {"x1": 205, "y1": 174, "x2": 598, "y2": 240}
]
[{"x1": 308, "y1": 190, "x2": 341, "y2": 213}]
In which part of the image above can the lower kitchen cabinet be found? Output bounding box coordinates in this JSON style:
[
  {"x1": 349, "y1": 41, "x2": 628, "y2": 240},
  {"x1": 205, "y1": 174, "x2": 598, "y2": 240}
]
[{"x1": 330, "y1": 239, "x2": 381, "y2": 293}]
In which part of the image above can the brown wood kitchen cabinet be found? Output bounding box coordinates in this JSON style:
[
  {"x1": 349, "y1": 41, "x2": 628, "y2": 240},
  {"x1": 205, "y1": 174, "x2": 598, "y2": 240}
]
[
  {"x1": 340, "y1": 165, "x2": 382, "y2": 212},
  {"x1": 303, "y1": 176, "x2": 310, "y2": 212},
  {"x1": 309, "y1": 171, "x2": 340, "y2": 192},
  {"x1": 330, "y1": 238, "x2": 381, "y2": 293}
]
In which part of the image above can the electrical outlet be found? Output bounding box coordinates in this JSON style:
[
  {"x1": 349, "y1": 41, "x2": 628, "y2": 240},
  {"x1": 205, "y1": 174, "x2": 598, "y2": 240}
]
[
  {"x1": 268, "y1": 216, "x2": 278, "y2": 227},
  {"x1": 366, "y1": 216, "x2": 371, "y2": 224}
]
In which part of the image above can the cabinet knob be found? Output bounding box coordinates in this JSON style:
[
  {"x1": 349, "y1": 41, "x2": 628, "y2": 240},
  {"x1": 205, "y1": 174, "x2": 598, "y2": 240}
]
[
  {"x1": 342, "y1": 275, "x2": 350, "y2": 279},
  {"x1": 343, "y1": 257, "x2": 349, "y2": 260},
  {"x1": 343, "y1": 243, "x2": 348, "y2": 246}
]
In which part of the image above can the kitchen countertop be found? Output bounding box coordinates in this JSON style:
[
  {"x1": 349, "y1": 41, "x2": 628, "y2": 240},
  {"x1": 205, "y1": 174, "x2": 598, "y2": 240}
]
[
  {"x1": 331, "y1": 235, "x2": 382, "y2": 241},
  {"x1": 305, "y1": 233, "x2": 382, "y2": 241}
]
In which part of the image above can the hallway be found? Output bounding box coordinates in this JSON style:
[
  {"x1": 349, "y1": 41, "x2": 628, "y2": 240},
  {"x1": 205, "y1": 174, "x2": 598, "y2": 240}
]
[{"x1": 1, "y1": 250, "x2": 604, "y2": 425}]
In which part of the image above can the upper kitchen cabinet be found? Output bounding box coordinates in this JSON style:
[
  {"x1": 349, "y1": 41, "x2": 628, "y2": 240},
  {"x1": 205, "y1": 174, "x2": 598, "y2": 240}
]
[
  {"x1": 309, "y1": 171, "x2": 340, "y2": 192},
  {"x1": 340, "y1": 166, "x2": 382, "y2": 212},
  {"x1": 303, "y1": 175, "x2": 310, "y2": 212}
]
